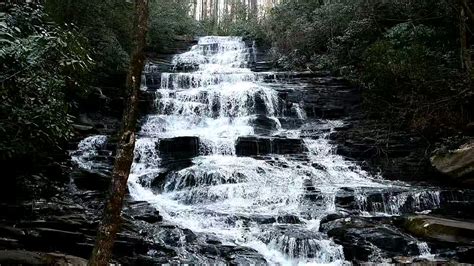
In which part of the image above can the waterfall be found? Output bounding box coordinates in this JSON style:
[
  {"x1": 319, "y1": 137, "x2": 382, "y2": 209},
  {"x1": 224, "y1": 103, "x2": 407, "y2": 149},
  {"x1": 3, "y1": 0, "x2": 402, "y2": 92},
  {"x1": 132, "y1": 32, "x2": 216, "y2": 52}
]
[{"x1": 73, "y1": 36, "x2": 449, "y2": 264}]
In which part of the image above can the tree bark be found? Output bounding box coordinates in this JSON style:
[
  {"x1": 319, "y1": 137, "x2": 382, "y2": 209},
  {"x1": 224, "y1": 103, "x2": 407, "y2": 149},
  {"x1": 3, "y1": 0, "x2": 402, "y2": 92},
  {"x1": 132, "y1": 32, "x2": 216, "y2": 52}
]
[
  {"x1": 202, "y1": 0, "x2": 207, "y2": 19},
  {"x1": 460, "y1": 0, "x2": 472, "y2": 73},
  {"x1": 193, "y1": 0, "x2": 198, "y2": 20},
  {"x1": 88, "y1": 0, "x2": 149, "y2": 265}
]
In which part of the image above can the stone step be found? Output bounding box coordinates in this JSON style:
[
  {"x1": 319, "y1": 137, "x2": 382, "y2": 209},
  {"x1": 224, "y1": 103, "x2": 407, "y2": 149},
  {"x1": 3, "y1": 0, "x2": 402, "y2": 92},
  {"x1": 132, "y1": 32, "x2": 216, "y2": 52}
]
[
  {"x1": 159, "y1": 137, "x2": 200, "y2": 160},
  {"x1": 235, "y1": 136, "x2": 307, "y2": 156}
]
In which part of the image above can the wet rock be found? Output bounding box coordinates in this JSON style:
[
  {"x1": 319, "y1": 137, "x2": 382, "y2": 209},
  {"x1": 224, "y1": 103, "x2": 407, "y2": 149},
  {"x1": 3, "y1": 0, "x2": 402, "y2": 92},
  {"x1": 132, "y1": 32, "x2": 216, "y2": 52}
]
[
  {"x1": 320, "y1": 213, "x2": 347, "y2": 225},
  {"x1": 431, "y1": 141, "x2": 474, "y2": 185},
  {"x1": 458, "y1": 247, "x2": 474, "y2": 263},
  {"x1": 401, "y1": 215, "x2": 474, "y2": 244},
  {"x1": 272, "y1": 138, "x2": 306, "y2": 154},
  {"x1": 114, "y1": 233, "x2": 154, "y2": 257},
  {"x1": 323, "y1": 217, "x2": 420, "y2": 262},
  {"x1": 0, "y1": 250, "x2": 87, "y2": 265},
  {"x1": 125, "y1": 201, "x2": 163, "y2": 224},
  {"x1": 249, "y1": 115, "x2": 280, "y2": 135},
  {"x1": 139, "y1": 90, "x2": 156, "y2": 115},
  {"x1": 224, "y1": 246, "x2": 267, "y2": 264},
  {"x1": 302, "y1": 85, "x2": 359, "y2": 119},
  {"x1": 72, "y1": 124, "x2": 97, "y2": 134},
  {"x1": 27, "y1": 228, "x2": 85, "y2": 249},
  {"x1": 0, "y1": 238, "x2": 21, "y2": 249},
  {"x1": 392, "y1": 256, "x2": 414, "y2": 264},
  {"x1": 156, "y1": 224, "x2": 197, "y2": 247},
  {"x1": 18, "y1": 214, "x2": 94, "y2": 233},
  {"x1": 279, "y1": 117, "x2": 304, "y2": 129},
  {"x1": 334, "y1": 187, "x2": 443, "y2": 215},
  {"x1": 311, "y1": 163, "x2": 327, "y2": 171},
  {"x1": 74, "y1": 113, "x2": 121, "y2": 136},
  {"x1": 302, "y1": 179, "x2": 324, "y2": 202},
  {"x1": 432, "y1": 190, "x2": 474, "y2": 219},
  {"x1": 258, "y1": 225, "x2": 342, "y2": 260},
  {"x1": 235, "y1": 136, "x2": 306, "y2": 156},
  {"x1": 277, "y1": 215, "x2": 302, "y2": 224},
  {"x1": 235, "y1": 136, "x2": 272, "y2": 156},
  {"x1": 197, "y1": 244, "x2": 266, "y2": 264},
  {"x1": 71, "y1": 169, "x2": 111, "y2": 191},
  {"x1": 330, "y1": 115, "x2": 443, "y2": 183},
  {"x1": 159, "y1": 137, "x2": 200, "y2": 159},
  {"x1": 253, "y1": 92, "x2": 272, "y2": 115},
  {"x1": 205, "y1": 235, "x2": 222, "y2": 245},
  {"x1": 334, "y1": 187, "x2": 358, "y2": 210},
  {"x1": 137, "y1": 213, "x2": 162, "y2": 225}
]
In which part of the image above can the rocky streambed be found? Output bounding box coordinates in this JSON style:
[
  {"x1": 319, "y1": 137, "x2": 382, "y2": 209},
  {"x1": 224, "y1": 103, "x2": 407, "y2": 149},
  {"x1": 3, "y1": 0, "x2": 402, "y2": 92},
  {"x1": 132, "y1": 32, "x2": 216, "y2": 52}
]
[{"x1": 1, "y1": 36, "x2": 474, "y2": 265}]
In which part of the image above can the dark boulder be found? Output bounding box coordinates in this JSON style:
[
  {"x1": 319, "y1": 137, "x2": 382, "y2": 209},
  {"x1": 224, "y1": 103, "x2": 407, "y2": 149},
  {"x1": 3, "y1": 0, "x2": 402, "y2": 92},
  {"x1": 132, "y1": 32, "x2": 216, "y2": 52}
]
[
  {"x1": 253, "y1": 92, "x2": 272, "y2": 116},
  {"x1": 458, "y1": 247, "x2": 474, "y2": 263},
  {"x1": 249, "y1": 115, "x2": 280, "y2": 135},
  {"x1": 329, "y1": 116, "x2": 443, "y2": 183},
  {"x1": 431, "y1": 141, "x2": 474, "y2": 186},
  {"x1": 276, "y1": 215, "x2": 302, "y2": 224},
  {"x1": 272, "y1": 138, "x2": 306, "y2": 154},
  {"x1": 155, "y1": 224, "x2": 197, "y2": 247},
  {"x1": 0, "y1": 250, "x2": 87, "y2": 265},
  {"x1": 235, "y1": 136, "x2": 272, "y2": 156},
  {"x1": 235, "y1": 136, "x2": 306, "y2": 156},
  {"x1": 322, "y1": 217, "x2": 420, "y2": 262},
  {"x1": 125, "y1": 201, "x2": 163, "y2": 224},
  {"x1": 71, "y1": 169, "x2": 111, "y2": 191},
  {"x1": 159, "y1": 137, "x2": 200, "y2": 160},
  {"x1": 400, "y1": 215, "x2": 474, "y2": 245}
]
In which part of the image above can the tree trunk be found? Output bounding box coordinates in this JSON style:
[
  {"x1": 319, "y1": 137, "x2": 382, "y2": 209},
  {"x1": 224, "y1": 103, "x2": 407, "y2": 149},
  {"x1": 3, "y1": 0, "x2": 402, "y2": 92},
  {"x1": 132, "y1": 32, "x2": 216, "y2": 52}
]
[
  {"x1": 193, "y1": 0, "x2": 198, "y2": 20},
  {"x1": 88, "y1": 0, "x2": 149, "y2": 265},
  {"x1": 460, "y1": 0, "x2": 472, "y2": 73},
  {"x1": 202, "y1": 0, "x2": 207, "y2": 19},
  {"x1": 250, "y1": 0, "x2": 257, "y2": 18}
]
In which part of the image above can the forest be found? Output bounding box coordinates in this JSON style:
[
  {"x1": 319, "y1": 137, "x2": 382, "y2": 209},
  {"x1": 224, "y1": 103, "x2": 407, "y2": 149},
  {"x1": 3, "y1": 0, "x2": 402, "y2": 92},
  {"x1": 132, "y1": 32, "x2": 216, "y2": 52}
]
[{"x1": 1, "y1": 0, "x2": 473, "y2": 264}]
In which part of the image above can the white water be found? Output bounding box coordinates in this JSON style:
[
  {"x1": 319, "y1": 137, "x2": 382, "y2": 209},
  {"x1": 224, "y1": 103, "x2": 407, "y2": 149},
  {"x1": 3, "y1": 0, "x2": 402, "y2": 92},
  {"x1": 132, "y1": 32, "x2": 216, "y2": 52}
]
[
  {"x1": 72, "y1": 36, "x2": 443, "y2": 264},
  {"x1": 70, "y1": 135, "x2": 108, "y2": 170}
]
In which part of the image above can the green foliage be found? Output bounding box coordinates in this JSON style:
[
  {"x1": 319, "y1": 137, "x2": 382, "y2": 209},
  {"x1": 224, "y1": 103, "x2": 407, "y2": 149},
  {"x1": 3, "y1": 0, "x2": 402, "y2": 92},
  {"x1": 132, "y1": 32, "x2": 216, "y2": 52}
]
[
  {"x1": 264, "y1": 0, "x2": 472, "y2": 133},
  {"x1": 363, "y1": 23, "x2": 451, "y2": 91},
  {"x1": 0, "y1": 4, "x2": 93, "y2": 160},
  {"x1": 266, "y1": 1, "x2": 360, "y2": 69},
  {"x1": 45, "y1": 0, "x2": 133, "y2": 83},
  {"x1": 148, "y1": 0, "x2": 198, "y2": 51},
  {"x1": 214, "y1": 16, "x2": 264, "y2": 44}
]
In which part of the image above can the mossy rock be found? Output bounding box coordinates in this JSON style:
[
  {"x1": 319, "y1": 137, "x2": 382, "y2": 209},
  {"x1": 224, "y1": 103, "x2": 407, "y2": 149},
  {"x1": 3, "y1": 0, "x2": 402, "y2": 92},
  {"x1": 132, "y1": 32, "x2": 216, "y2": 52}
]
[
  {"x1": 431, "y1": 141, "x2": 474, "y2": 185},
  {"x1": 402, "y1": 215, "x2": 474, "y2": 245}
]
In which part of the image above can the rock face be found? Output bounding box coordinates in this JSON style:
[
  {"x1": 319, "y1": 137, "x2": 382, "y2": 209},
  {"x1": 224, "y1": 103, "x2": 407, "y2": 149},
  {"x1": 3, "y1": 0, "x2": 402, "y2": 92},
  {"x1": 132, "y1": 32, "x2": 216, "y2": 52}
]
[
  {"x1": 330, "y1": 116, "x2": 445, "y2": 183},
  {"x1": 320, "y1": 217, "x2": 420, "y2": 262},
  {"x1": 0, "y1": 250, "x2": 87, "y2": 265},
  {"x1": 235, "y1": 136, "x2": 306, "y2": 156},
  {"x1": 159, "y1": 137, "x2": 200, "y2": 159},
  {"x1": 401, "y1": 215, "x2": 474, "y2": 245},
  {"x1": 235, "y1": 136, "x2": 272, "y2": 156},
  {"x1": 431, "y1": 141, "x2": 474, "y2": 184}
]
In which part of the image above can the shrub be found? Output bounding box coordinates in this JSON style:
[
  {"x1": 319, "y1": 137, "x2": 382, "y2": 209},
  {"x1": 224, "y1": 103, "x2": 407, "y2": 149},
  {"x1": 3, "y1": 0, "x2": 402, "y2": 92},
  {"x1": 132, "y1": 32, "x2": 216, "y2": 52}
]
[
  {"x1": 148, "y1": 0, "x2": 198, "y2": 51},
  {"x1": 0, "y1": 4, "x2": 92, "y2": 161}
]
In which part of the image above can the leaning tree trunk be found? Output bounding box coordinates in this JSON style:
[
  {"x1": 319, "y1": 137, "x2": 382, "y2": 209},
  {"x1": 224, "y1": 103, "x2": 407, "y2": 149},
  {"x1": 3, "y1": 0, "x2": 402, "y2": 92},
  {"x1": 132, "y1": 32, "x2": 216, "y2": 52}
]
[{"x1": 88, "y1": 0, "x2": 149, "y2": 265}]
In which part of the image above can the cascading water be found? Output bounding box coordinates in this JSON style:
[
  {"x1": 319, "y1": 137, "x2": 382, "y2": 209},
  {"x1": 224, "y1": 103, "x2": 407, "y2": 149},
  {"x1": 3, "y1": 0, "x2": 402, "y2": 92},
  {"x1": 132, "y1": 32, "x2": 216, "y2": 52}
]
[{"x1": 71, "y1": 36, "x2": 450, "y2": 264}]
